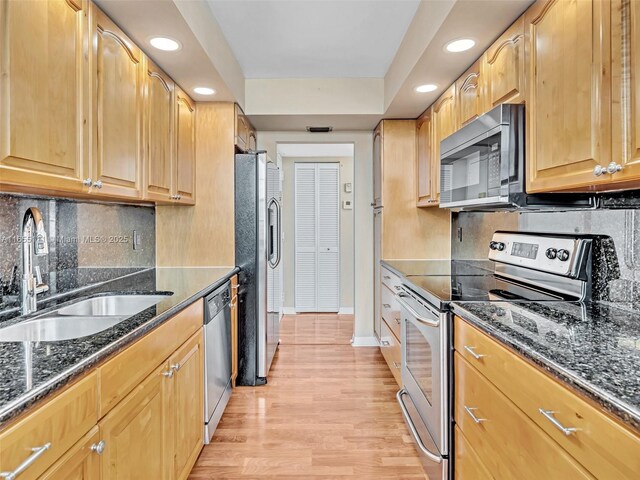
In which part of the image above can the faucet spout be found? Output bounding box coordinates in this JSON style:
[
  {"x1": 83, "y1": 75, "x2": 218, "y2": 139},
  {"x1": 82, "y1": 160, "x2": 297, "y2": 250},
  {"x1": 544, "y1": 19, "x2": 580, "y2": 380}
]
[{"x1": 21, "y1": 207, "x2": 49, "y2": 315}]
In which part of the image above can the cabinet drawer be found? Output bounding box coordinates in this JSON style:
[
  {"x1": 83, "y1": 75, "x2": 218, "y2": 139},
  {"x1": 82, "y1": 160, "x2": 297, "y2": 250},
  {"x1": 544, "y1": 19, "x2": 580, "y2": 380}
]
[
  {"x1": 454, "y1": 354, "x2": 593, "y2": 480},
  {"x1": 0, "y1": 372, "x2": 98, "y2": 480},
  {"x1": 99, "y1": 300, "x2": 203, "y2": 416},
  {"x1": 380, "y1": 320, "x2": 402, "y2": 387},
  {"x1": 381, "y1": 284, "x2": 401, "y2": 340},
  {"x1": 454, "y1": 426, "x2": 492, "y2": 480},
  {"x1": 381, "y1": 266, "x2": 402, "y2": 293},
  {"x1": 455, "y1": 316, "x2": 640, "y2": 479}
]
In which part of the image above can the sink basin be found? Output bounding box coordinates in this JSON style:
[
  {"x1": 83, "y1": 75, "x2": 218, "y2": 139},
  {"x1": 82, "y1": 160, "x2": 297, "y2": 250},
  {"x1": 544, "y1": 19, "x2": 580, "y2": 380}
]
[
  {"x1": 56, "y1": 295, "x2": 168, "y2": 317},
  {"x1": 0, "y1": 315, "x2": 127, "y2": 342}
]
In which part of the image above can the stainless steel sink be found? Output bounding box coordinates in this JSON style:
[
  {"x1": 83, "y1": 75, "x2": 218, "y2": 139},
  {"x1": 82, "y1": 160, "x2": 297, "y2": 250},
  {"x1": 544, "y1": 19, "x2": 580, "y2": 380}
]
[
  {"x1": 0, "y1": 294, "x2": 170, "y2": 342},
  {"x1": 0, "y1": 315, "x2": 127, "y2": 342},
  {"x1": 56, "y1": 294, "x2": 167, "y2": 317}
]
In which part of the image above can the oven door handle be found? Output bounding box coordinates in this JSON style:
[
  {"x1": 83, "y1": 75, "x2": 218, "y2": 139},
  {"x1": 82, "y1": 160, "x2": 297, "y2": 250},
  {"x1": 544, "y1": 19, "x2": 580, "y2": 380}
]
[
  {"x1": 396, "y1": 389, "x2": 442, "y2": 464},
  {"x1": 396, "y1": 293, "x2": 440, "y2": 327}
]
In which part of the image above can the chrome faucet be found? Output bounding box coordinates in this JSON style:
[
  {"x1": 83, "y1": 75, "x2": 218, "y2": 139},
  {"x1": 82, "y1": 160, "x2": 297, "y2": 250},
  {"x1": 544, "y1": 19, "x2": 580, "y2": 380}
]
[{"x1": 21, "y1": 207, "x2": 49, "y2": 315}]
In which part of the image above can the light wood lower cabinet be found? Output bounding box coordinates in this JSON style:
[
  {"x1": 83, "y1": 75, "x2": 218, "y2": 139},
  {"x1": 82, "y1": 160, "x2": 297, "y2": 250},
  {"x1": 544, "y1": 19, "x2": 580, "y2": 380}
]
[
  {"x1": 40, "y1": 427, "x2": 102, "y2": 480},
  {"x1": 380, "y1": 319, "x2": 402, "y2": 387},
  {"x1": 453, "y1": 426, "x2": 492, "y2": 480}
]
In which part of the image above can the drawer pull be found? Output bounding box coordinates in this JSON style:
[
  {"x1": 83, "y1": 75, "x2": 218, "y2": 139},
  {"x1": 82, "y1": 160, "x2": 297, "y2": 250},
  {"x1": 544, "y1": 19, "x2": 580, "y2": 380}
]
[
  {"x1": 170, "y1": 363, "x2": 181, "y2": 372},
  {"x1": 381, "y1": 340, "x2": 391, "y2": 347},
  {"x1": 383, "y1": 303, "x2": 391, "y2": 309},
  {"x1": 383, "y1": 275, "x2": 391, "y2": 280},
  {"x1": 464, "y1": 406, "x2": 486, "y2": 424},
  {"x1": 0, "y1": 442, "x2": 51, "y2": 480},
  {"x1": 393, "y1": 285, "x2": 401, "y2": 291},
  {"x1": 162, "y1": 369, "x2": 174, "y2": 378},
  {"x1": 539, "y1": 408, "x2": 577, "y2": 436},
  {"x1": 91, "y1": 440, "x2": 106, "y2": 455},
  {"x1": 463, "y1": 345, "x2": 485, "y2": 360},
  {"x1": 392, "y1": 361, "x2": 401, "y2": 369}
]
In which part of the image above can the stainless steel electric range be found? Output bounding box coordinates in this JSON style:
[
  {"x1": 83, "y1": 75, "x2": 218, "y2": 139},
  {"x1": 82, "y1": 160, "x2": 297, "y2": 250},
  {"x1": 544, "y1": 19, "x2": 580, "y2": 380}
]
[{"x1": 392, "y1": 231, "x2": 598, "y2": 480}]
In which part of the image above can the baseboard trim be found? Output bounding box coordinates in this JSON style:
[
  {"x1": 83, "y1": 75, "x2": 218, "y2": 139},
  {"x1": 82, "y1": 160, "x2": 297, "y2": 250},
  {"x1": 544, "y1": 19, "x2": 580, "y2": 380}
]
[
  {"x1": 338, "y1": 307, "x2": 354, "y2": 315},
  {"x1": 351, "y1": 336, "x2": 379, "y2": 347}
]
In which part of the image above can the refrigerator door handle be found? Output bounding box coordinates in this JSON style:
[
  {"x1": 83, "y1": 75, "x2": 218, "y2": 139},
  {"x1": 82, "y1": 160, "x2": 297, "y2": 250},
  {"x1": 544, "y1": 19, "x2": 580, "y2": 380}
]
[{"x1": 268, "y1": 198, "x2": 282, "y2": 268}]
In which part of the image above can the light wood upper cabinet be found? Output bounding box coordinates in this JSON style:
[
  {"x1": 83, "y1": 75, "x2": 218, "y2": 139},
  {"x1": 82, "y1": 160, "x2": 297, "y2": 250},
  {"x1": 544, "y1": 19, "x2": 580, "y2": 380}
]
[
  {"x1": 91, "y1": 5, "x2": 143, "y2": 199},
  {"x1": 373, "y1": 123, "x2": 383, "y2": 206},
  {"x1": 526, "y1": 0, "x2": 612, "y2": 192},
  {"x1": 456, "y1": 60, "x2": 483, "y2": 127},
  {"x1": 40, "y1": 427, "x2": 101, "y2": 480},
  {"x1": 483, "y1": 15, "x2": 526, "y2": 108},
  {"x1": 235, "y1": 103, "x2": 249, "y2": 151},
  {"x1": 416, "y1": 109, "x2": 437, "y2": 207},
  {"x1": 432, "y1": 85, "x2": 457, "y2": 202},
  {"x1": 248, "y1": 127, "x2": 257, "y2": 151},
  {"x1": 99, "y1": 363, "x2": 171, "y2": 480},
  {"x1": 169, "y1": 331, "x2": 204, "y2": 480},
  {"x1": 0, "y1": 0, "x2": 87, "y2": 194},
  {"x1": 174, "y1": 87, "x2": 196, "y2": 204},
  {"x1": 144, "y1": 58, "x2": 174, "y2": 202}
]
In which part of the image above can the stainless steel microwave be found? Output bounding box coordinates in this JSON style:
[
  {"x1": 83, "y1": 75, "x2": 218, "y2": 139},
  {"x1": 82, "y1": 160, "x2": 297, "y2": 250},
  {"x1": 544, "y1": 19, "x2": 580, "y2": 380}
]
[{"x1": 439, "y1": 104, "x2": 596, "y2": 211}]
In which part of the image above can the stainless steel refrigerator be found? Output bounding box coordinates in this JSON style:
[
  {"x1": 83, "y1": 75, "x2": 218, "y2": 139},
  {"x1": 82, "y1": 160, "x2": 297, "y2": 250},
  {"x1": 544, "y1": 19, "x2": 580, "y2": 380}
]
[{"x1": 235, "y1": 152, "x2": 282, "y2": 386}]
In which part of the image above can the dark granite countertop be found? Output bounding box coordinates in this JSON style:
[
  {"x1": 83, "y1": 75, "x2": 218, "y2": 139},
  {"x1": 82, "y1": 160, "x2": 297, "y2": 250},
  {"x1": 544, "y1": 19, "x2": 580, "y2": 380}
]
[
  {"x1": 0, "y1": 266, "x2": 238, "y2": 428},
  {"x1": 451, "y1": 301, "x2": 640, "y2": 431}
]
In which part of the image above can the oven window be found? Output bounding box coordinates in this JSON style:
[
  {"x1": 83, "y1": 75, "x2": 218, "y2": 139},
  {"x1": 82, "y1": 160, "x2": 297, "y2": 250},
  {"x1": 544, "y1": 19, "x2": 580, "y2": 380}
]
[
  {"x1": 406, "y1": 321, "x2": 434, "y2": 406},
  {"x1": 440, "y1": 132, "x2": 502, "y2": 204}
]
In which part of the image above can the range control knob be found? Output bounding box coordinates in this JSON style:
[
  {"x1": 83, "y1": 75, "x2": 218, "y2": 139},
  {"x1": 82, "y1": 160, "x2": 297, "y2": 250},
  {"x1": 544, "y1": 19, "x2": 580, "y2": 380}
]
[
  {"x1": 489, "y1": 241, "x2": 497, "y2": 250},
  {"x1": 557, "y1": 249, "x2": 570, "y2": 261},
  {"x1": 545, "y1": 248, "x2": 557, "y2": 260},
  {"x1": 495, "y1": 242, "x2": 505, "y2": 251}
]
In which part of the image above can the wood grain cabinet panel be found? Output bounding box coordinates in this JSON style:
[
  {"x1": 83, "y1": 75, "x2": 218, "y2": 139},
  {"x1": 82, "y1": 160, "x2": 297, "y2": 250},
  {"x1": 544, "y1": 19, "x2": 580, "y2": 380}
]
[
  {"x1": 99, "y1": 363, "x2": 171, "y2": 480},
  {"x1": 432, "y1": 85, "x2": 457, "y2": 202},
  {"x1": 0, "y1": 0, "x2": 87, "y2": 194},
  {"x1": 0, "y1": 372, "x2": 98, "y2": 480},
  {"x1": 91, "y1": 5, "x2": 143, "y2": 199},
  {"x1": 455, "y1": 316, "x2": 640, "y2": 480},
  {"x1": 454, "y1": 426, "x2": 492, "y2": 480},
  {"x1": 526, "y1": 0, "x2": 612, "y2": 192},
  {"x1": 39, "y1": 427, "x2": 101, "y2": 480},
  {"x1": 169, "y1": 330, "x2": 204, "y2": 480},
  {"x1": 144, "y1": 58, "x2": 174, "y2": 202},
  {"x1": 456, "y1": 61, "x2": 483, "y2": 127},
  {"x1": 455, "y1": 354, "x2": 593, "y2": 480},
  {"x1": 379, "y1": 320, "x2": 401, "y2": 387},
  {"x1": 416, "y1": 109, "x2": 437, "y2": 207},
  {"x1": 483, "y1": 15, "x2": 526, "y2": 108},
  {"x1": 235, "y1": 103, "x2": 249, "y2": 151},
  {"x1": 174, "y1": 87, "x2": 196, "y2": 204}
]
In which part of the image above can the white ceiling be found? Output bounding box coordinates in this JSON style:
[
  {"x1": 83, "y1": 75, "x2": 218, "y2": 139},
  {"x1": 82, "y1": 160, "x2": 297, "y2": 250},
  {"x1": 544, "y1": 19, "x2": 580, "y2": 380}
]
[
  {"x1": 205, "y1": 0, "x2": 420, "y2": 78},
  {"x1": 278, "y1": 143, "x2": 355, "y2": 157}
]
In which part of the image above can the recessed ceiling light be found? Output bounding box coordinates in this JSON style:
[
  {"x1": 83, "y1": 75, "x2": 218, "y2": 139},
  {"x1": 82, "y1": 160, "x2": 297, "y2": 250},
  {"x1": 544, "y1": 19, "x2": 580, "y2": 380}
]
[
  {"x1": 415, "y1": 84, "x2": 438, "y2": 93},
  {"x1": 193, "y1": 87, "x2": 216, "y2": 95},
  {"x1": 149, "y1": 36, "x2": 181, "y2": 52},
  {"x1": 445, "y1": 38, "x2": 476, "y2": 53}
]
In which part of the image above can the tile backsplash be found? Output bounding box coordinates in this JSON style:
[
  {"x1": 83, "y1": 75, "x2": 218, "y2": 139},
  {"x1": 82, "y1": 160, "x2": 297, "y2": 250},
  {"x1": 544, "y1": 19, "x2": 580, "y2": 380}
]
[{"x1": 0, "y1": 194, "x2": 155, "y2": 308}]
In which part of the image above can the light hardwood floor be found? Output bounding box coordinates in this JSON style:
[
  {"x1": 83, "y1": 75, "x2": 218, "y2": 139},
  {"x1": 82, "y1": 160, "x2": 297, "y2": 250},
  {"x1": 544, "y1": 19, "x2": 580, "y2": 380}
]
[{"x1": 189, "y1": 314, "x2": 426, "y2": 479}]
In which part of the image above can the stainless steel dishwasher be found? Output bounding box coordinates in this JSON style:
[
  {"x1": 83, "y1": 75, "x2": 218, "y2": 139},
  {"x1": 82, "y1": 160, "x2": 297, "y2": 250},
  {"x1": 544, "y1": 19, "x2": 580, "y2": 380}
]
[{"x1": 203, "y1": 281, "x2": 232, "y2": 443}]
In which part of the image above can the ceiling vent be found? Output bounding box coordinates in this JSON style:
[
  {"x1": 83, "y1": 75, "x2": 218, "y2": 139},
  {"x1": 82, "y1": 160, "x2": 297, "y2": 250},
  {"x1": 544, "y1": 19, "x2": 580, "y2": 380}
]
[{"x1": 306, "y1": 126, "x2": 333, "y2": 133}]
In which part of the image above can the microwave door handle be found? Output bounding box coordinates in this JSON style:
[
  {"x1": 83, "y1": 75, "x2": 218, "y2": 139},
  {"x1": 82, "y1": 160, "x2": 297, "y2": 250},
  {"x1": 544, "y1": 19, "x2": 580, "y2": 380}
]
[
  {"x1": 396, "y1": 293, "x2": 440, "y2": 327},
  {"x1": 396, "y1": 389, "x2": 442, "y2": 464}
]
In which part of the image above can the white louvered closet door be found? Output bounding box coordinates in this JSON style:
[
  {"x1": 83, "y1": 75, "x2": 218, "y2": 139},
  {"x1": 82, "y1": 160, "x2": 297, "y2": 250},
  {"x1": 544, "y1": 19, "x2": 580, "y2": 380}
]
[{"x1": 294, "y1": 163, "x2": 340, "y2": 312}]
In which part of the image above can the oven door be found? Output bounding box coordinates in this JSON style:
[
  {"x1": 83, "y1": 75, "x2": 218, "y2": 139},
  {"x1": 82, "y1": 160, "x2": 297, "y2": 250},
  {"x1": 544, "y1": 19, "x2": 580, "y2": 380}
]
[{"x1": 396, "y1": 288, "x2": 449, "y2": 476}]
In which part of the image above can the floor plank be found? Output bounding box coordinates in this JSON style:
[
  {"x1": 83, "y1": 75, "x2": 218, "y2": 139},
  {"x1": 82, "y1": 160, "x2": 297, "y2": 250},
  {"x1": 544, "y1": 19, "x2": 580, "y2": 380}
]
[{"x1": 189, "y1": 314, "x2": 425, "y2": 479}]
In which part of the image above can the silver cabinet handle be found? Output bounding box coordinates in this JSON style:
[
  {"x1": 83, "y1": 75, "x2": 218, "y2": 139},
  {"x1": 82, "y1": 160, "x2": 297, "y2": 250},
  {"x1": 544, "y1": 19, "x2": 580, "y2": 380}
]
[
  {"x1": 383, "y1": 275, "x2": 391, "y2": 280},
  {"x1": 607, "y1": 162, "x2": 623, "y2": 174},
  {"x1": 395, "y1": 318, "x2": 400, "y2": 325},
  {"x1": 539, "y1": 408, "x2": 577, "y2": 436},
  {"x1": 82, "y1": 178, "x2": 93, "y2": 186},
  {"x1": 162, "y1": 369, "x2": 174, "y2": 378},
  {"x1": 464, "y1": 406, "x2": 486, "y2": 424},
  {"x1": 383, "y1": 303, "x2": 391, "y2": 309},
  {"x1": 176, "y1": 194, "x2": 182, "y2": 200},
  {"x1": 92, "y1": 180, "x2": 103, "y2": 189},
  {"x1": 463, "y1": 345, "x2": 485, "y2": 360},
  {"x1": 91, "y1": 440, "x2": 106, "y2": 455},
  {"x1": 392, "y1": 361, "x2": 401, "y2": 369},
  {"x1": 380, "y1": 340, "x2": 390, "y2": 347},
  {"x1": 593, "y1": 165, "x2": 606, "y2": 176},
  {"x1": 396, "y1": 389, "x2": 442, "y2": 464},
  {"x1": 170, "y1": 363, "x2": 181, "y2": 372},
  {"x1": 0, "y1": 442, "x2": 51, "y2": 479}
]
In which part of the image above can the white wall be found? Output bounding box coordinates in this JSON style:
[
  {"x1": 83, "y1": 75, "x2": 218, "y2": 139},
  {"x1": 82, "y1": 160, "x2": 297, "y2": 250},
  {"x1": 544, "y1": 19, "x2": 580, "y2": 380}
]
[
  {"x1": 281, "y1": 156, "x2": 354, "y2": 311},
  {"x1": 258, "y1": 132, "x2": 374, "y2": 341}
]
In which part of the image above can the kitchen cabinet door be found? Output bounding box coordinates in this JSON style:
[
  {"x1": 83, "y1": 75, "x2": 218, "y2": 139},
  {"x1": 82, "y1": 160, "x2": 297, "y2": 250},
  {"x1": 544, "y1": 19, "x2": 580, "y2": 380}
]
[
  {"x1": 483, "y1": 15, "x2": 526, "y2": 108},
  {"x1": 39, "y1": 427, "x2": 102, "y2": 480},
  {"x1": 456, "y1": 60, "x2": 483, "y2": 127},
  {"x1": 144, "y1": 58, "x2": 174, "y2": 202},
  {"x1": 91, "y1": 5, "x2": 143, "y2": 199},
  {"x1": 235, "y1": 104, "x2": 249, "y2": 151},
  {"x1": 0, "y1": 0, "x2": 87, "y2": 194},
  {"x1": 168, "y1": 330, "x2": 204, "y2": 480},
  {"x1": 526, "y1": 0, "x2": 612, "y2": 192},
  {"x1": 416, "y1": 109, "x2": 437, "y2": 207},
  {"x1": 174, "y1": 87, "x2": 196, "y2": 205},
  {"x1": 432, "y1": 85, "x2": 457, "y2": 202},
  {"x1": 373, "y1": 123, "x2": 383, "y2": 206},
  {"x1": 100, "y1": 363, "x2": 171, "y2": 480}
]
